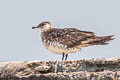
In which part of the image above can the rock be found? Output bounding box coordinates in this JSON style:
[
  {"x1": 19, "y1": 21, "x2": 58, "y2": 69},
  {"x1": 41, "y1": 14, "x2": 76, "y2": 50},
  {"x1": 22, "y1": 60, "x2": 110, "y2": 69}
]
[{"x1": 0, "y1": 58, "x2": 120, "y2": 80}]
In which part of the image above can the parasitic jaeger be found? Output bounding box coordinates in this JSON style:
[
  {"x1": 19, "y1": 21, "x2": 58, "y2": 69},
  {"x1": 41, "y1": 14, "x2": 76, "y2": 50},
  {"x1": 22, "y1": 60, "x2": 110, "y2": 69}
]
[{"x1": 32, "y1": 21, "x2": 114, "y2": 60}]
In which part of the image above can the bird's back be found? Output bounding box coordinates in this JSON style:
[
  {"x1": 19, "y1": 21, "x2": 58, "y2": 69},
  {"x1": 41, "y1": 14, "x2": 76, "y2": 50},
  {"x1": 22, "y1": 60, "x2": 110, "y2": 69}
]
[{"x1": 41, "y1": 28, "x2": 110, "y2": 54}]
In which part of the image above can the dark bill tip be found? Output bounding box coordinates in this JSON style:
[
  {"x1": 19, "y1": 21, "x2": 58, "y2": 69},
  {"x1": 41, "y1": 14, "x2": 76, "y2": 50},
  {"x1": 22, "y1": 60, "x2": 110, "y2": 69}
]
[{"x1": 32, "y1": 27, "x2": 36, "y2": 29}]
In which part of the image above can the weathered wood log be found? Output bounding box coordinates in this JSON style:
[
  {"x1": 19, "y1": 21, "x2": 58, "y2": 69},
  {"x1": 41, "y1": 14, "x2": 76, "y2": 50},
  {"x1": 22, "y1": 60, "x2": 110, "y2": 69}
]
[{"x1": 0, "y1": 58, "x2": 120, "y2": 80}]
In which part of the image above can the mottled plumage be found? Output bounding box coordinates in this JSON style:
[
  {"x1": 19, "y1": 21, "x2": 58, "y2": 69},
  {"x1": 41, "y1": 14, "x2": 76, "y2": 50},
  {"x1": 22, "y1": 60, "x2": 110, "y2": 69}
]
[{"x1": 32, "y1": 21, "x2": 114, "y2": 60}]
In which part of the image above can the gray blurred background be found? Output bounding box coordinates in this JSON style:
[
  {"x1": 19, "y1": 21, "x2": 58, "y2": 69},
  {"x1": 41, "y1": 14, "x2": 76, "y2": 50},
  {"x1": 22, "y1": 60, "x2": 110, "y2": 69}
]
[{"x1": 0, "y1": 0, "x2": 119, "y2": 61}]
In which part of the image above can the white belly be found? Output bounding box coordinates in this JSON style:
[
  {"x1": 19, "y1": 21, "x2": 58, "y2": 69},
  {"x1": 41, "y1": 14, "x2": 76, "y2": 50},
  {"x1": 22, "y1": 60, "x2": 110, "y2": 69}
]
[{"x1": 45, "y1": 45, "x2": 80, "y2": 54}]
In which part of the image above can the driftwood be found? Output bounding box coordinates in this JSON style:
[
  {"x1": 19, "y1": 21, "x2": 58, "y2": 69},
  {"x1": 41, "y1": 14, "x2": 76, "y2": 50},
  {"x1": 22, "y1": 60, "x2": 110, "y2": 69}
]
[{"x1": 0, "y1": 58, "x2": 120, "y2": 80}]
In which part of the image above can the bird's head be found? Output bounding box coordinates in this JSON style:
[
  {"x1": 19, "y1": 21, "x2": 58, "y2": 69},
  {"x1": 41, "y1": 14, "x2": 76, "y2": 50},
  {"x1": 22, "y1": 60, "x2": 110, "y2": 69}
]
[{"x1": 32, "y1": 21, "x2": 51, "y2": 32}]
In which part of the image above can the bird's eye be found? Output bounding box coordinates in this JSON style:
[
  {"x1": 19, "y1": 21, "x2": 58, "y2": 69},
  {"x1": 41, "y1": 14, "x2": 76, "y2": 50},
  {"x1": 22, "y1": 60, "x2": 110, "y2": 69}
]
[{"x1": 41, "y1": 24, "x2": 45, "y2": 26}]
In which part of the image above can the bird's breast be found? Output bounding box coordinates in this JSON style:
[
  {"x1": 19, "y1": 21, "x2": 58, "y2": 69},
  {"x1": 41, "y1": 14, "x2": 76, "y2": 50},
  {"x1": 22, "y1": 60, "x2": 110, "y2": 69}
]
[{"x1": 43, "y1": 41, "x2": 81, "y2": 54}]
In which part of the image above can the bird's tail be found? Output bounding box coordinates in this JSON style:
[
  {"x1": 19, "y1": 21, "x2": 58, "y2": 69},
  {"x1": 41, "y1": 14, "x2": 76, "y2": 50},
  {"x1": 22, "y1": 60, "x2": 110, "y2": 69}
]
[{"x1": 80, "y1": 35, "x2": 115, "y2": 47}]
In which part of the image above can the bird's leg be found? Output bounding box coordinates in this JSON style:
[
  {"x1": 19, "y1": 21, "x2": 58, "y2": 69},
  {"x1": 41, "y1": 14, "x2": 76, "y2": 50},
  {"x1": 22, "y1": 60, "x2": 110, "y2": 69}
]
[
  {"x1": 62, "y1": 53, "x2": 65, "y2": 60},
  {"x1": 65, "y1": 54, "x2": 68, "y2": 60}
]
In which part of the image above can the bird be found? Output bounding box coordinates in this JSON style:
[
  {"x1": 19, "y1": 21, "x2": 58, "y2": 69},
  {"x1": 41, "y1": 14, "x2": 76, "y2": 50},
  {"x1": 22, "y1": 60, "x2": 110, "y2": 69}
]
[{"x1": 32, "y1": 21, "x2": 114, "y2": 60}]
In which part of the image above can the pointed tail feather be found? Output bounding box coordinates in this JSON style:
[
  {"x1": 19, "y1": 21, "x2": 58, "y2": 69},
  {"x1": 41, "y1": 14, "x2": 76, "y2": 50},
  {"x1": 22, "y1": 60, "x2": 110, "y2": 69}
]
[{"x1": 81, "y1": 35, "x2": 115, "y2": 47}]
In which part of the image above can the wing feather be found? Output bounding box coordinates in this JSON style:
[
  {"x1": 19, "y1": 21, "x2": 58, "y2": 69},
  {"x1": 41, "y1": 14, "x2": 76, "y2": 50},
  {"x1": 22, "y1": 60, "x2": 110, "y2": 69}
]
[{"x1": 43, "y1": 28, "x2": 96, "y2": 48}]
